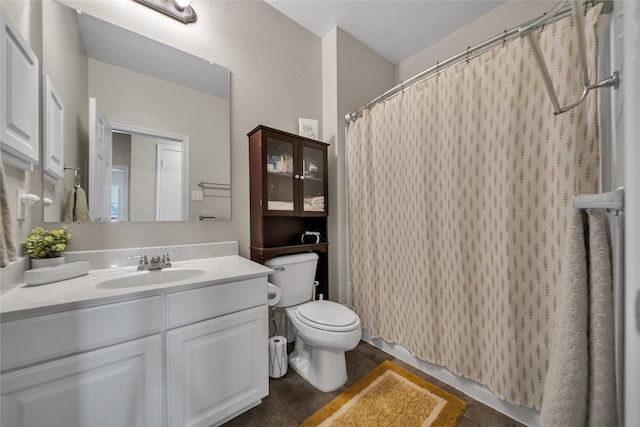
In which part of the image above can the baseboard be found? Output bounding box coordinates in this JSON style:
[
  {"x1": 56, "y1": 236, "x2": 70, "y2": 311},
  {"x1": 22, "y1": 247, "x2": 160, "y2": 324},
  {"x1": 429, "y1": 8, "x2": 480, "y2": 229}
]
[{"x1": 361, "y1": 331, "x2": 540, "y2": 427}]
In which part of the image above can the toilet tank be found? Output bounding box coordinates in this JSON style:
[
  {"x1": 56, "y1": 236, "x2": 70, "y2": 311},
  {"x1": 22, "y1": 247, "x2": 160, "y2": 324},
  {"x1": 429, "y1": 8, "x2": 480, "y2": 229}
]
[{"x1": 265, "y1": 252, "x2": 318, "y2": 307}]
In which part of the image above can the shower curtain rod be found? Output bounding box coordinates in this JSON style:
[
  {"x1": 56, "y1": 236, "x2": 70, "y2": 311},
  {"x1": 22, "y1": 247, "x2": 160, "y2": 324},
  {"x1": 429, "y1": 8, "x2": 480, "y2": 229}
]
[{"x1": 345, "y1": 0, "x2": 609, "y2": 123}]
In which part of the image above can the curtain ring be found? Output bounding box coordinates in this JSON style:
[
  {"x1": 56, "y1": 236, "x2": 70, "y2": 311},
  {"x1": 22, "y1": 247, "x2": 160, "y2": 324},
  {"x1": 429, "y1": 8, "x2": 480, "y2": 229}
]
[
  {"x1": 436, "y1": 61, "x2": 440, "y2": 76},
  {"x1": 466, "y1": 46, "x2": 471, "y2": 62},
  {"x1": 502, "y1": 29, "x2": 507, "y2": 48}
]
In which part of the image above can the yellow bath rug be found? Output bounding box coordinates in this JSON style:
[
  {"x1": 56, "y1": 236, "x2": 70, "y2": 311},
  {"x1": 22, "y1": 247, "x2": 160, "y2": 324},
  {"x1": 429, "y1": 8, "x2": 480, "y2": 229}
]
[{"x1": 300, "y1": 360, "x2": 467, "y2": 426}]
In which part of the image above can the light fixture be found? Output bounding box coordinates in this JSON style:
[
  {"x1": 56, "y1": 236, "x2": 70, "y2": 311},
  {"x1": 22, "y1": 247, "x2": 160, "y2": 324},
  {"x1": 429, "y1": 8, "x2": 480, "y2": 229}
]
[{"x1": 133, "y1": 0, "x2": 196, "y2": 24}]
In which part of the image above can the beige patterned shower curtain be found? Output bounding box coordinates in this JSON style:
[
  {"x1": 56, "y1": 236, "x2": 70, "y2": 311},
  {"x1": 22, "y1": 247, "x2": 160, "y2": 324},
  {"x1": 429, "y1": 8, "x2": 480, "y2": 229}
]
[{"x1": 348, "y1": 6, "x2": 602, "y2": 409}]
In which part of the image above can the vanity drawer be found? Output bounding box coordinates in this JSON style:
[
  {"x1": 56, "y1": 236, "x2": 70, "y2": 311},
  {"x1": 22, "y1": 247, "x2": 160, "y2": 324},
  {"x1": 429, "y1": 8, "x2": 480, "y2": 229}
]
[
  {"x1": 1, "y1": 296, "x2": 162, "y2": 372},
  {"x1": 165, "y1": 278, "x2": 266, "y2": 329}
]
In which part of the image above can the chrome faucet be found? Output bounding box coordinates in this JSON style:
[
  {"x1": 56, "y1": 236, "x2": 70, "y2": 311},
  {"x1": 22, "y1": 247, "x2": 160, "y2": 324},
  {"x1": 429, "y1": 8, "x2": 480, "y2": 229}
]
[
  {"x1": 149, "y1": 256, "x2": 162, "y2": 270},
  {"x1": 127, "y1": 252, "x2": 178, "y2": 270},
  {"x1": 127, "y1": 255, "x2": 149, "y2": 270}
]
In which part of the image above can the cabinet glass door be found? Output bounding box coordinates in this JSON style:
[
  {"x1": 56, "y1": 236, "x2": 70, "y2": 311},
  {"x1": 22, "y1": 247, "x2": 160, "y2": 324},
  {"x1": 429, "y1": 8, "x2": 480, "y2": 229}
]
[
  {"x1": 266, "y1": 137, "x2": 295, "y2": 212},
  {"x1": 301, "y1": 145, "x2": 325, "y2": 214}
]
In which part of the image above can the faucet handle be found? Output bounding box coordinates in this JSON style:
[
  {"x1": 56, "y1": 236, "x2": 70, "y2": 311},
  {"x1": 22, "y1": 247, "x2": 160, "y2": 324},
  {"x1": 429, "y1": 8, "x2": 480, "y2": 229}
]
[
  {"x1": 162, "y1": 252, "x2": 178, "y2": 268},
  {"x1": 127, "y1": 255, "x2": 149, "y2": 270}
]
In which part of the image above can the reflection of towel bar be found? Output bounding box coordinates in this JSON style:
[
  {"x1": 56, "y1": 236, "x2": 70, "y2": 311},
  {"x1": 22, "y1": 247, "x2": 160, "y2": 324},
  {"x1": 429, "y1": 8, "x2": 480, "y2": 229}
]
[
  {"x1": 198, "y1": 182, "x2": 230, "y2": 191},
  {"x1": 64, "y1": 166, "x2": 81, "y2": 187},
  {"x1": 572, "y1": 187, "x2": 624, "y2": 213},
  {"x1": 199, "y1": 215, "x2": 216, "y2": 221}
]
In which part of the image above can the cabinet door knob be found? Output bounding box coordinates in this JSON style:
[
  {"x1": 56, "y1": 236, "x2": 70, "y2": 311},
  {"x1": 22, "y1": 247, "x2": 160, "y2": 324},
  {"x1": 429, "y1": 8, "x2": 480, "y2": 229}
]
[
  {"x1": 299, "y1": 176, "x2": 305, "y2": 180},
  {"x1": 294, "y1": 174, "x2": 300, "y2": 179}
]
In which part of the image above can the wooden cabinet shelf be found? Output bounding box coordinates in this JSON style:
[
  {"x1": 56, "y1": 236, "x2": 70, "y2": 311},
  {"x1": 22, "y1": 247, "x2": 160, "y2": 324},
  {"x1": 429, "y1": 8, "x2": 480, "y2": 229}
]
[{"x1": 248, "y1": 125, "x2": 329, "y2": 299}]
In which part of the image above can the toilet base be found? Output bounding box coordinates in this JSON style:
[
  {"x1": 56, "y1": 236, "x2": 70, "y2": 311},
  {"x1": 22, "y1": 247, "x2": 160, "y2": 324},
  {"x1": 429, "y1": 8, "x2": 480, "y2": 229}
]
[{"x1": 288, "y1": 335, "x2": 348, "y2": 392}]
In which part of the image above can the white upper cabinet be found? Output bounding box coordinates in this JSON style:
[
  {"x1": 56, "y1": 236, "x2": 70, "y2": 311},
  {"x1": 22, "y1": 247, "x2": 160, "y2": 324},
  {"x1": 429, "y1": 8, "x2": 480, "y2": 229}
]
[
  {"x1": 43, "y1": 73, "x2": 64, "y2": 184},
  {"x1": 0, "y1": 7, "x2": 39, "y2": 171}
]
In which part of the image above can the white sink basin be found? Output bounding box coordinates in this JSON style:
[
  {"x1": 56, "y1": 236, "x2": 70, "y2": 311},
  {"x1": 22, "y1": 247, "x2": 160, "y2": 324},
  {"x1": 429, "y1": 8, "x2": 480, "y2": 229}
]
[{"x1": 94, "y1": 268, "x2": 207, "y2": 289}]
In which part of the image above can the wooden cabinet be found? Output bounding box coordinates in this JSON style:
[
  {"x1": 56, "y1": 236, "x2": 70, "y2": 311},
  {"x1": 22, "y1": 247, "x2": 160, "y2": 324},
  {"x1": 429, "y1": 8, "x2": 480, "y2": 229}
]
[{"x1": 248, "y1": 125, "x2": 329, "y2": 299}]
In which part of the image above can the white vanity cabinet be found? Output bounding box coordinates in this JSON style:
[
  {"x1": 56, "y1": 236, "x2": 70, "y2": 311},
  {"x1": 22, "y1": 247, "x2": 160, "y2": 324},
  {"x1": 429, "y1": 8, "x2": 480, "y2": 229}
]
[
  {"x1": 1, "y1": 335, "x2": 163, "y2": 427},
  {"x1": 167, "y1": 305, "x2": 268, "y2": 427},
  {"x1": 165, "y1": 278, "x2": 268, "y2": 427},
  {"x1": 1, "y1": 275, "x2": 270, "y2": 427},
  {"x1": 0, "y1": 297, "x2": 164, "y2": 427}
]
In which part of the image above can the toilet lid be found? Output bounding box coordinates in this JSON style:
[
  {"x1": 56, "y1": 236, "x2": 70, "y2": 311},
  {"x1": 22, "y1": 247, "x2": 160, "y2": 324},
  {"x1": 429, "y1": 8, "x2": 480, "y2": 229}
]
[{"x1": 296, "y1": 300, "x2": 359, "y2": 332}]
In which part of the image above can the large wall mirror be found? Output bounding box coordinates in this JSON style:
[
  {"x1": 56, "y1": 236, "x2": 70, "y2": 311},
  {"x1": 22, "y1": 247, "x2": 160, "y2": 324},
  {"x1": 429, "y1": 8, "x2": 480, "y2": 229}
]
[{"x1": 41, "y1": 1, "x2": 231, "y2": 223}]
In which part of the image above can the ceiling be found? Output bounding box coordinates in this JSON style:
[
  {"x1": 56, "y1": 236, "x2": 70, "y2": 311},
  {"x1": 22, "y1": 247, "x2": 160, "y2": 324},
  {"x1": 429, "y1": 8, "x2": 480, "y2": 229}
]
[{"x1": 265, "y1": 0, "x2": 506, "y2": 64}]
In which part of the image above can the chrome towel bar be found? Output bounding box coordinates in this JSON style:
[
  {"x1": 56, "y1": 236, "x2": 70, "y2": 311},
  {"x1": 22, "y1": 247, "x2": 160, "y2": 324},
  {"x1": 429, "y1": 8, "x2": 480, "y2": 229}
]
[{"x1": 572, "y1": 187, "x2": 624, "y2": 213}]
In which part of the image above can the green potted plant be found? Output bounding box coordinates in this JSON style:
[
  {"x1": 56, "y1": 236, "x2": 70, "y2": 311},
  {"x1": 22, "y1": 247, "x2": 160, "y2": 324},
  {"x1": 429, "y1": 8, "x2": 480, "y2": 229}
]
[{"x1": 23, "y1": 226, "x2": 72, "y2": 269}]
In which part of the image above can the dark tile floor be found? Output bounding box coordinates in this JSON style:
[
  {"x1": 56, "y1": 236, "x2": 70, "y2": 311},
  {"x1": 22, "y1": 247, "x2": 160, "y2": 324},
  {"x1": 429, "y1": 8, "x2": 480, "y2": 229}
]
[{"x1": 224, "y1": 340, "x2": 527, "y2": 426}]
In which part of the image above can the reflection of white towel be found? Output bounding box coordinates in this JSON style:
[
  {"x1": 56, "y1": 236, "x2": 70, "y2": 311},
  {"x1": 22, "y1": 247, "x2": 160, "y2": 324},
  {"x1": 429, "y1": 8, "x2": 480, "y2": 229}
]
[
  {"x1": 64, "y1": 186, "x2": 90, "y2": 222},
  {"x1": 304, "y1": 196, "x2": 324, "y2": 211},
  {"x1": 268, "y1": 201, "x2": 294, "y2": 211},
  {"x1": 0, "y1": 162, "x2": 16, "y2": 267},
  {"x1": 304, "y1": 196, "x2": 324, "y2": 205}
]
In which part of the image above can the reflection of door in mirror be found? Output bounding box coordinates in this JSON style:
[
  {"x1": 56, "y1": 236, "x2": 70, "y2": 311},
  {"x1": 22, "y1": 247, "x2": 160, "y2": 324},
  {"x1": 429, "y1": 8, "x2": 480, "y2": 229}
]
[
  {"x1": 113, "y1": 126, "x2": 189, "y2": 222},
  {"x1": 156, "y1": 145, "x2": 184, "y2": 221},
  {"x1": 111, "y1": 165, "x2": 129, "y2": 221},
  {"x1": 89, "y1": 97, "x2": 113, "y2": 222}
]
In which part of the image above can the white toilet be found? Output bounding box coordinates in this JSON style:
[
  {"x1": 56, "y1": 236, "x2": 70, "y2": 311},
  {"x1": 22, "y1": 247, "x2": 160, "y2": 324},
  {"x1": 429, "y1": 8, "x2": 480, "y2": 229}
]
[{"x1": 265, "y1": 252, "x2": 361, "y2": 392}]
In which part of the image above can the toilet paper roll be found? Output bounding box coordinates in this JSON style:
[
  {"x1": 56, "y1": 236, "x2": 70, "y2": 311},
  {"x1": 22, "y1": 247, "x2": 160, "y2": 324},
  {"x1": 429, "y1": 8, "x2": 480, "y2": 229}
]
[
  {"x1": 269, "y1": 335, "x2": 288, "y2": 378},
  {"x1": 267, "y1": 282, "x2": 282, "y2": 306}
]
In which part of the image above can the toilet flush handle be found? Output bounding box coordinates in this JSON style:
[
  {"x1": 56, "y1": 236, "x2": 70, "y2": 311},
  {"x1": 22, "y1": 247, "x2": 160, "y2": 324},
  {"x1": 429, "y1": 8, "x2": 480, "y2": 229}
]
[{"x1": 273, "y1": 266, "x2": 285, "y2": 271}]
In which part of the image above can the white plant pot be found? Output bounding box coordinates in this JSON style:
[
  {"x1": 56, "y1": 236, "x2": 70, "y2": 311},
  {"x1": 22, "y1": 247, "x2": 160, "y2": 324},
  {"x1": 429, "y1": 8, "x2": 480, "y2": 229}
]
[{"x1": 31, "y1": 256, "x2": 65, "y2": 269}]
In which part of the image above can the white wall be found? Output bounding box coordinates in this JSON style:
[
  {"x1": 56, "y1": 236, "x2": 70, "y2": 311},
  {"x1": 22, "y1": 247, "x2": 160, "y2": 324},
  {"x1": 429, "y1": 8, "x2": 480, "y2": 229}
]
[
  {"x1": 3, "y1": 0, "x2": 323, "y2": 259},
  {"x1": 323, "y1": 28, "x2": 395, "y2": 303},
  {"x1": 396, "y1": 1, "x2": 552, "y2": 83}
]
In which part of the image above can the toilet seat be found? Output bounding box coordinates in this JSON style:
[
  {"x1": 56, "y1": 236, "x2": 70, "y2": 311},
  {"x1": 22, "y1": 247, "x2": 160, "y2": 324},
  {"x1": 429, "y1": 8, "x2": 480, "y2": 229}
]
[{"x1": 295, "y1": 300, "x2": 359, "y2": 332}]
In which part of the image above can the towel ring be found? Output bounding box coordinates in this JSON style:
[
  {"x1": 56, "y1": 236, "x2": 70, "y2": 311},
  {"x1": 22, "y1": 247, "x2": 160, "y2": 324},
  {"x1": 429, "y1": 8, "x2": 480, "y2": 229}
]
[{"x1": 64, "y1": 166, "x2": 81, "y2": 187}]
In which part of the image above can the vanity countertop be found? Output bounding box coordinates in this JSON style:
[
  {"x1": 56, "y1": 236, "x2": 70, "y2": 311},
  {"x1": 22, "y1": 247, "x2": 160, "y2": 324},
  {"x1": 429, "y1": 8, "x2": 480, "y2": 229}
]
[{"x1": 1, "y1": 255, "x2": 273, "y2": 321}]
